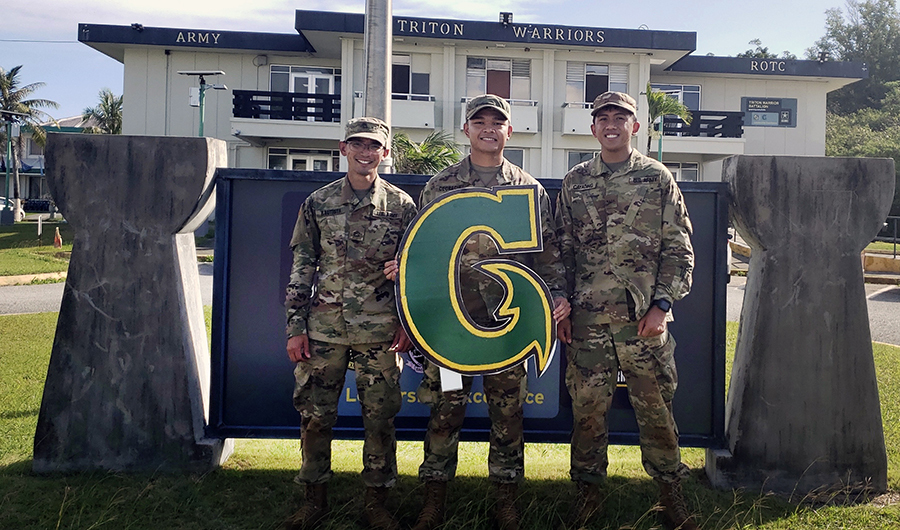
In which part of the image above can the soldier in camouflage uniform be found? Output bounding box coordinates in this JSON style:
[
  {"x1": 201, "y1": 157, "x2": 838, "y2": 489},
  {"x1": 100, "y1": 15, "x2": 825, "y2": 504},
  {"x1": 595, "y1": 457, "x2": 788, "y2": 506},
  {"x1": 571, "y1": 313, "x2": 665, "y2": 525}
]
[
  {"x1": 284, "y1": 117, "x2": 417, "y2": 530},
  {"x1": 386, "y1": 95, "x2": 569, "y2": 530},
  {"x1": 555, "y1": 92, "x2": 697, "y2": 530}
]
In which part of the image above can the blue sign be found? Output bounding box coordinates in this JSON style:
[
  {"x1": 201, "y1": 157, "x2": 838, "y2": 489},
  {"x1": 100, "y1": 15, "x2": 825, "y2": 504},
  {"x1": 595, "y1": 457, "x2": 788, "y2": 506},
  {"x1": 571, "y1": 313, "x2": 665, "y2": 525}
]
[{"x1": 209, "y1": 170, "x2": 727, "y2": 447}]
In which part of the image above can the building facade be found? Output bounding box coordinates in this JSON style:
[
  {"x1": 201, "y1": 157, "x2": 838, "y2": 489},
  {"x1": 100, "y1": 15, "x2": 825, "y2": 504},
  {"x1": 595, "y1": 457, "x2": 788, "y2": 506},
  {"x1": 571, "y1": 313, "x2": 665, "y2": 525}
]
[{"x1": 78, "y1": 10, "x2": 866, "y2": 182}]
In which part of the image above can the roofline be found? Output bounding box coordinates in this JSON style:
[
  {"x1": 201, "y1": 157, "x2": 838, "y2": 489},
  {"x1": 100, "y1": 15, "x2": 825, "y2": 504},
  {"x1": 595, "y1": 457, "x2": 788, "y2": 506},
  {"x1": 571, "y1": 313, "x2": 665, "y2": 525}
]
[
  {"x1": 665, "y1": 55, "x2": 868, "y2": 80},
  {"x1": 77, "y1": 23, "x2": 315, "y2": 62},
  {"x1": 294, "y1": 9, "x2": 697, "y2": 52}
]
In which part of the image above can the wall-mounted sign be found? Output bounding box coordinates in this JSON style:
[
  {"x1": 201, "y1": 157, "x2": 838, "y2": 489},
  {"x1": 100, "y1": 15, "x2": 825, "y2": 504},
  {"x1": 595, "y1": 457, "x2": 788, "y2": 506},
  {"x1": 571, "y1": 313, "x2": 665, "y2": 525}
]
[{"x1": 742, "y1": 97, "x2": 797, "y2": 128}]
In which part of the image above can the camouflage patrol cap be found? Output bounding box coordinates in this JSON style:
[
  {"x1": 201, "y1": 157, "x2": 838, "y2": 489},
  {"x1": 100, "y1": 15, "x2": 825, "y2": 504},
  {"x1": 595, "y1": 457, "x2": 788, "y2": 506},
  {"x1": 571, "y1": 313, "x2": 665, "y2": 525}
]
[
  {"x1": 466, "y1": 94, "x2": 511, "y2": 121},
  {"x1": 344, "y1": 117, "x2": 390, "y2": 145},
  {"x1": 591, "y1": 91, "x2": 638, "y2": 116}
]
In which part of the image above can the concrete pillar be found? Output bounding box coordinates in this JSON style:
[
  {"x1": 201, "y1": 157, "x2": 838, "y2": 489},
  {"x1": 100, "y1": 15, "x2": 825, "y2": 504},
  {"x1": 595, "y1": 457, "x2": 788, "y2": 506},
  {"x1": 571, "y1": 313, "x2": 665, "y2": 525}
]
[
  {"x1": 364, "y1": 0, "x2": 392, "y2": 171},
  {"x1": 364, "y1": 0, "x2": 391, "y2": 123},
  {"x1": 707, "y1": 155, "x2": 894, "y2": 494},
  {"x1": 33, "y1": 134, "x2": 232, "y2": 473}
]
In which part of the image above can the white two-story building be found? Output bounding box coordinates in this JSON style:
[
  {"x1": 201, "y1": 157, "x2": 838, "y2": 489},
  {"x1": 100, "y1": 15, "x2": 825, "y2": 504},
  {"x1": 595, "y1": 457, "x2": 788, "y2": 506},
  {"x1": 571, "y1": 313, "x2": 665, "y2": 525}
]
[{"x1": 77, "y1": 9, "x2": 866, "y2": 182}]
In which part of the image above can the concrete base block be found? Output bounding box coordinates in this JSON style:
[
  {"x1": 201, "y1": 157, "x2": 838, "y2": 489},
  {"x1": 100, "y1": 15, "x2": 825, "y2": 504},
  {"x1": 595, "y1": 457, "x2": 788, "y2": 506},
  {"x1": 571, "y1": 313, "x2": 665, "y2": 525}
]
[
  {"x1": 721, "y1": 155, "x2": 893, "y2": 496},
  {"x1": 33, "y1": 134, "x2": 229, "y2": 473}
]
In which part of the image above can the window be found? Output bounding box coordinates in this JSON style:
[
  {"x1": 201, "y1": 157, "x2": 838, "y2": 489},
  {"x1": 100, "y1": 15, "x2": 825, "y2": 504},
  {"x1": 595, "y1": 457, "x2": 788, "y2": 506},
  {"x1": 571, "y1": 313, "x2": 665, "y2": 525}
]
[
  {"x1": 567, "y1": 63, "x2": 628, "y2": 105},
  {"x1": 664, "y1": 162, "x2": 700, "y2": 182},
  {"x1": 269, "y1": 66, "x2": 342, "y2": 122},
  {"x1": 270, "y1": 66, "x2": 341, "y2": 95},
  {"x1": 268, "y1": 148, "x2": 339, "y2": 172},
  {"x1": 466, "y1": 58, "x2": 531, "y2": 100},
  {"x1": 650, "y1": 84, "x2": 700, "y2": 111},
  {"x1": 392, "y1": 54, "x2": 431, "y2": 100},
  {"x1": 504, "y1": 149, "x2": 524, "y2": 169},
  {"x1": 27, "y1": 138, "x2": 43, "y2": 157},
  {"x1": 567, "y1": 151, "x2": 598, "y2": 170}
]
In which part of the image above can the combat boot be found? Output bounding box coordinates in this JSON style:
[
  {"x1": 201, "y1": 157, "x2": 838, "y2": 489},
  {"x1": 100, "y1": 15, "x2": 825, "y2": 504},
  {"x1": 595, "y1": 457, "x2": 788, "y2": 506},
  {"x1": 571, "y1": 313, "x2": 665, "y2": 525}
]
[
  {"x1": 493, "y1": 482, "x2": 520, "y2": 530},
  {"x1": 570, "y1": 481, "x2": 603, "y2": 527},
  {"x1": 284, "y1": 483, "x2": 328, "y2": 530},
  {"x1": 364, "y1": 486, "x2": 400, "y2": 530},
  {"x1": 411, "y1": 480, "x2": 447, "y2": 530},
  {"x1": 657, "y1": 479, "x2": 698, "y2": 530}
]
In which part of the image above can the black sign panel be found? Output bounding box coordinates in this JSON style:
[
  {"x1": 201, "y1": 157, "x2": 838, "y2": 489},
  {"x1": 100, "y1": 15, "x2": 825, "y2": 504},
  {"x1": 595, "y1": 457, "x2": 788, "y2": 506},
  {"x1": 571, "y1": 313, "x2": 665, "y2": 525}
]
[
  {"x1": 741, "y1": 97, "x2": 798, "y2": 127},
  {"x1": 209, "y1": 170, "x2": 727, "y2": 448}
]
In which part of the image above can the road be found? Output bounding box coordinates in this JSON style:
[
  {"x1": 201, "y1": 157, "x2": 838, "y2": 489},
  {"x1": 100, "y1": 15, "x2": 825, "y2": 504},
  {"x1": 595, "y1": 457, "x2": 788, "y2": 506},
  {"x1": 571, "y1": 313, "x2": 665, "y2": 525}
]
[{"x1": 1, "y1": 266, "x2": 898, "y2": 346}]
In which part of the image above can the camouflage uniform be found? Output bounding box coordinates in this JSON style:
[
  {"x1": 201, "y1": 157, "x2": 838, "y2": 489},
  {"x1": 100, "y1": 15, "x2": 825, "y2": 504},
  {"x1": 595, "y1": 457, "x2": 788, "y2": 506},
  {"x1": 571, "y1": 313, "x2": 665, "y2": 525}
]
[
  {"x1": 555, "y1": 148, "x2": 694, "y2": 484},
  {"x1": 416, "y1": 156, "x2": 567, "y2": 484},
  {"x1": 286, "y1": 175, "x2": 417, "y2": 487}
]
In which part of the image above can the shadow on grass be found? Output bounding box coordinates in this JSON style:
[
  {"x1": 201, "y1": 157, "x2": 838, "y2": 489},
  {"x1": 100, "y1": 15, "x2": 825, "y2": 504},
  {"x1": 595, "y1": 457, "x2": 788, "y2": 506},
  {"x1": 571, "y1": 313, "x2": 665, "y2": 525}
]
[
  {"x1": 0, "y1": 409, "x2": 41, "y2": 420},
  {"x1": 0, "y1": 462, "x2": 810, "y2": 530}
]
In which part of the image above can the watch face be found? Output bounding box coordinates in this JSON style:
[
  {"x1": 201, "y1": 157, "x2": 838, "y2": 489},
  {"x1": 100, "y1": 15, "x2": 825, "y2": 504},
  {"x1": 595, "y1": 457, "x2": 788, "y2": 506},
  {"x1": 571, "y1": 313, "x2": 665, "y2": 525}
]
[{"x1": 654, "y1": 299, "x2": 671, "y2": 312}]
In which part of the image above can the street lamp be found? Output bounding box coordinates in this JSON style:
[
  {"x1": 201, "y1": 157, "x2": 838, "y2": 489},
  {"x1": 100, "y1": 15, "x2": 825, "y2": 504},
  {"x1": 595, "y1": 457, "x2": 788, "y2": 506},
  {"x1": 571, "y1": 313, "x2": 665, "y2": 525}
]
[
  {"x1": 0, "y1": 109, "x2": 28, "y2": 220},
  {"x1": 177, "y1": 71, "x2": 227, "y2": 137}
]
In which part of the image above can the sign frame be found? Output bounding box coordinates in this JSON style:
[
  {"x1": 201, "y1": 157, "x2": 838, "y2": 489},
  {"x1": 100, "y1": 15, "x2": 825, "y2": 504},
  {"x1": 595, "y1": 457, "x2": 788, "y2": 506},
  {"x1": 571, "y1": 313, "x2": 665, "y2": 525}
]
[{"x1": 208, "y1": 169, "x2": 727, "y2": 448}]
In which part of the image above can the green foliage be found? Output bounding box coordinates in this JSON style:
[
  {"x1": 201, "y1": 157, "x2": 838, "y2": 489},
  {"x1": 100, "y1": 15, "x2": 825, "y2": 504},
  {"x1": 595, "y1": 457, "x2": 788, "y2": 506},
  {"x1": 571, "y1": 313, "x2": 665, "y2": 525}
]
[
  {"x1": 2, "y1": 317, "x2": 900, "y2": 528},
  {"x1": 646, "y1": 83, "x2": 693, "y2": 130},
  {"x1": 826, "y1": 81, "x2": 900, "y2": 216},
  {"x1": 736, "y1": 39, "x2": 798, "y2": 60},
  {"x1": 645, "y1": 83, "x2": 693, "y2": 156},
  {"x1": 808, "y1": 0, "x2": 900, "y2": 114},
  {"x1": 391, "y1": 130, "x2": 462, "y2": 175},
  {"x1": 1, "y1": 65, "x2": 59, "y2": 207},
  {"x1": 82, "y1": 88, "x2": 123, "y2": 135}
]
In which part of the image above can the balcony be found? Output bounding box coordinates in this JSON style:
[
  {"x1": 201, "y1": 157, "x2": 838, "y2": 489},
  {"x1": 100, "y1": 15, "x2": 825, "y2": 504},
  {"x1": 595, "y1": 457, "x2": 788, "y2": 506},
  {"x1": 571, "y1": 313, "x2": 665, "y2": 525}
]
[
  {"x1": 650, "y1": 111, "x2": 746, "y2": 159},
  {"x1": 231, "y1": 90, "x2": 343, "y2": 145},
  {"x1": 353, "y1": 94, "x2": 437, "y2": 129},
  {"x1": 562, "y1": 103, "x2": 593, "y2": 135},
  {"x1": 459, "y1": 98, "x2": 539, "y2": 133},
  {"x1": 233, "y1": 90, "x2": 341, "y2": 122},
  {"x1": 660, "y1": 111, "x2": 744, "y2": 138}
]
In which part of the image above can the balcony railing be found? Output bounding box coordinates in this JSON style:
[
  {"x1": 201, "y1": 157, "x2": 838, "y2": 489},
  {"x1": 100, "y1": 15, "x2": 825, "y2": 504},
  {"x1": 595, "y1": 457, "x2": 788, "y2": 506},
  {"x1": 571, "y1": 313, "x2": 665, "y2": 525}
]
[
  {"x1": 233, "y1": 90, "x2": 341, "y2": 123},
  {"x1": 661, "y1": 110, "x2": 744, "y2": 138}
]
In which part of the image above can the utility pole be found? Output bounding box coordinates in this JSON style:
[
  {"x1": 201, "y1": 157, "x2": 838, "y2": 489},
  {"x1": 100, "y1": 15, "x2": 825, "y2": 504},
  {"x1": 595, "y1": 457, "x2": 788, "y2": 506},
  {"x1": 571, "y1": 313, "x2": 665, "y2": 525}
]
[
  {"x1": 177, "y1": 71, "x2": 227, "y2": 137},
  {"x1": 364, "y1": 0, "x2": 393, "y2": 171}
]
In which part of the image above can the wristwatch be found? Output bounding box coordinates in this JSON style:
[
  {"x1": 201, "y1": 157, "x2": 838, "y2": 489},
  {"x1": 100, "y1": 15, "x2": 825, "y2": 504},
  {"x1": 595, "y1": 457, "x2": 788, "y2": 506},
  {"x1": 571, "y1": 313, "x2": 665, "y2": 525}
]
[{"x1": 651, "y1": 299, "x2": 672, "y2": 312}]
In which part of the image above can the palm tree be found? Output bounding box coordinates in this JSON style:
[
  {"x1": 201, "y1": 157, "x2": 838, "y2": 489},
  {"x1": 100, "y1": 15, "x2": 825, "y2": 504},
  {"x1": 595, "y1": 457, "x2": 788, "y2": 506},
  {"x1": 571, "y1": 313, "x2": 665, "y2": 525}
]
[
  {"x1": 645, "y1": 82, "x2": 693, "y2": 159},
  {"x1": 81, "y1": 89, "x2": 123, "y2": 134},
  {"x1": 1, "y1": 65, "x2": 58, "y2": 220},
  {"x1": 391, "y1": 130, "x2": 462, "y2": 174}
]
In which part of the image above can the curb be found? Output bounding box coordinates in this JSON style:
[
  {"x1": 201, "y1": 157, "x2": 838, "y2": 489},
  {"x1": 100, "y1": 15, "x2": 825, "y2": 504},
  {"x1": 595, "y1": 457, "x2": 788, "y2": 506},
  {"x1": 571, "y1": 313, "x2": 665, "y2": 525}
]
[{"x1": 0, "y1": 272, "x2": 67, "y2": 287}]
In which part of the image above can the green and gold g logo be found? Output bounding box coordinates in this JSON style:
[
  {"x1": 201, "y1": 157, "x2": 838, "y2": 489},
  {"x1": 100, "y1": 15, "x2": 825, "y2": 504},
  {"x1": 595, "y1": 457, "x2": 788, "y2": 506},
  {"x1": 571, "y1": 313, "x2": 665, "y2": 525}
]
[{"x1": 396, "y1": 185, "x2": 556, "y2": 376}]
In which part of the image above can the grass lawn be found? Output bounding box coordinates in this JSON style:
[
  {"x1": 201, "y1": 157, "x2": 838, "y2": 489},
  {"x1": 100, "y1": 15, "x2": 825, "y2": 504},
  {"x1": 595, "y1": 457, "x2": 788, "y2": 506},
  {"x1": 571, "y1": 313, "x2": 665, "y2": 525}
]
[
  {"x1": 1, "y1": 316, "x2": 899, "y2": 529},
  {"x1": 868, "y1": 240, "x2": 899, "y2": 254},
  {"x1": 0, "y1": 221, "x2": 74, "y2": 276}
]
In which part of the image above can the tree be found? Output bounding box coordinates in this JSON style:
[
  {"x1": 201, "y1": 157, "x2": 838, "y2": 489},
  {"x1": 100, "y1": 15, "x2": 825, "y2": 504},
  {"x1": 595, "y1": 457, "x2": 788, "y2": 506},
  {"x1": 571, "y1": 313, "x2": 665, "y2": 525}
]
[
  {"x1": 807, "y1": 0, "x2": 900, "y2": 114},
  {"x1": 81, "y1": 88, "x2": 123, "y2": 134},
  {"x1": 0, "y1": 65, "x2": 58, "y2": 220},
  {"x1": 645, "y1": 83, "x2": 692, "y2": 158},
  {"x1": 826, "y1": 81, "x2": 900, "y2": 217},
  {"x1": 391, "y1": 130, "x2": 462, "y2": 174},
  {"x1": 737, "y1": 39, "x2": 798, "y2": 60}
]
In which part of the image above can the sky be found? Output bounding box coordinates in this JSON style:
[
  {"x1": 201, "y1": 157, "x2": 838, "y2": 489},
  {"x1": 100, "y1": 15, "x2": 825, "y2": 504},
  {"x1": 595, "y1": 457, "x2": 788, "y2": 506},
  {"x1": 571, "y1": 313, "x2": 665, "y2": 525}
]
[{"x1": 0, "y1": 0, "x2": 842, "y2": 121}]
